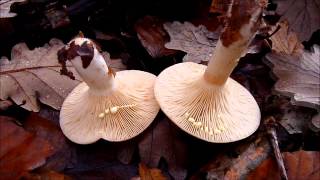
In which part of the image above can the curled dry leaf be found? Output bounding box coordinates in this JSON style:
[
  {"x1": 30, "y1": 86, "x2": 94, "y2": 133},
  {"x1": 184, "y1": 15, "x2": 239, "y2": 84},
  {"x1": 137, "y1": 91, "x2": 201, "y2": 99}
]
[
  {"x1": 138, "y1": 163, "x2": 167, "y2": 180},
  {"x1": 0, "y1": 116, "x2": 54, "y2": 180},
  {"x1": 0, "y1": 0, "x2": 25, "y2": 18},
  {"x1": 0, "y1": 39, "x2": 126, "y2": 112},
  {"x1": 164, "y1": 21, "x2": 219, "y2": 63},
  {"x1": 265, "y1": 45, "x2": 320, "y2": 110},
  {"x1": 273, "y1": 0, "x2": 320, "y2": 41},
  {"x1": 248, "y1": 150, "x2": 320, "y2": 180},
  {"x1": 164, "y1": 21, "x2": 266, "y2": 64},
  {"x1": 138, "y1": 117, "x2": 188, "y2": 180},
  {"x1": 270, "y1": 20, "x2": 303, "y2": 56},
  {"x1": 134, "y1": 16, "x2": 178, "y2": 58}
]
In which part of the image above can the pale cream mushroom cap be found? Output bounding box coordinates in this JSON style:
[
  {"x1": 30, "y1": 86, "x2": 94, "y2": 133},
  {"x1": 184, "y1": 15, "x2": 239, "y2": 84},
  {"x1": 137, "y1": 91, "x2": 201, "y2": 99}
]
[
  {"x1": 60, "y1": 70, "x2": 159, "y2": 143},
  {"x1": 154, "y1": 62, "x2": 260, "y2": 143}
]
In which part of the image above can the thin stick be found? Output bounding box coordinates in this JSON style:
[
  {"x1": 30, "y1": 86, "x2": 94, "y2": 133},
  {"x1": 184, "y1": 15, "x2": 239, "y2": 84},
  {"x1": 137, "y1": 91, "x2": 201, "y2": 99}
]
[{"x1": 264, "y1": 116, "x2": 288, "y2": 180}]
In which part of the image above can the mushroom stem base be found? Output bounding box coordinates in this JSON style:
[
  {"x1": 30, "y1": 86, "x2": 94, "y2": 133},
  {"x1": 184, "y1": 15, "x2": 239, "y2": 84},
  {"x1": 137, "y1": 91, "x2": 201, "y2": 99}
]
[{"x1": 154, "y1": 62, "x2": 260, "y2": 143}]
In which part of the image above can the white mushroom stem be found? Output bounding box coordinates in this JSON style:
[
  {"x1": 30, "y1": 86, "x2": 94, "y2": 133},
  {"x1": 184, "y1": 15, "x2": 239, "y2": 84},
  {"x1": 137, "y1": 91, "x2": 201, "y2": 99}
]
[
  {"x1": 204, "y1": 1, "x2": 263, "y2": 85},
  {"x1": 71, "y1": 38, "x2": 115, "y2": 96}
]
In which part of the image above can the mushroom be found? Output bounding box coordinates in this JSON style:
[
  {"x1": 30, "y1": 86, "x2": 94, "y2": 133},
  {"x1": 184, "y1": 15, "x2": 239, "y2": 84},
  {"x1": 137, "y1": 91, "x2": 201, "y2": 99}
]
[
  {"x1": 57, "y1": 35, "x2": 159, "y2": 144},
  {"x1": 154, "y1": 0, "x2": 265, "y2": 143}
]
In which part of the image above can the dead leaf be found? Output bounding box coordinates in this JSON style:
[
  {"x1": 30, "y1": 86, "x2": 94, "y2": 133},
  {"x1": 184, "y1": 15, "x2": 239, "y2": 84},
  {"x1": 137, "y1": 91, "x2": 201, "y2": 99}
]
[
  {"x1": 139, "y1": 117, "x2": 188, "y2": 180},
  {"x1": 164, "y1": 21, "x2": 266, "y2": 64},
  {"x1": 0, "y1": 116, "x2": 54, "y2": 180},
  {"x1": 24, "y1": 170, "x2": 72, "y2": 180},
  {"x1": 248, "y1": 150, "x2": 320, "y2": 180},
  {"x1": 24, "y1": 112, "x2": 76, "y2": 171},
  {"x1": 0, "y1": 0, "x2": 25, "y2": 18},
  {"x1": 164, "y1": 21, "x2": 219, "y2": 63},
  {"x1": 205, "y1": 137, "x2": 271, "y2": 180},
  {"x1": 209, "y1": 0, "x2": 232, "y2": 14},
  {"x1": 279, "y1": 106, "x2": 315, "y2": 134},
  {"x1": 135, "y1": 16, "x2": 178, "y2": 58},
  {"x1": 0, "y1": 39, "x2": 81, "y2": 112},
  {"x1": 138, "y1": 163, "x2": 167, "y2": 180},
  {"x1": 0, "y1": 39, "x2": 126, "y2": 112},
  {"x1": 273, "y1": 0, "x2": 320, "y2": 41},
  {"x1": 265, "y1": 45, "x2": 320, "y2": 110},
  {"x1": 270, "y1": 20, "x2": 303, "y2": 56}
]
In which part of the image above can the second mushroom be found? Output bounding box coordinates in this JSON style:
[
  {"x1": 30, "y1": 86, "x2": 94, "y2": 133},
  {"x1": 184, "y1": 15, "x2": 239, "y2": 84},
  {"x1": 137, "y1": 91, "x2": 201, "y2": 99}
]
[{"x1": 154, "y1": 0, "x2": 265, "y2": 143}]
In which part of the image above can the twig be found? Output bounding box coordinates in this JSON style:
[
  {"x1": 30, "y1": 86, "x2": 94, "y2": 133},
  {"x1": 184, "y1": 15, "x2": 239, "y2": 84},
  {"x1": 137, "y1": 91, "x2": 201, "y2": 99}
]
[{"x1": 264, "y1": 116, "x2": 288, "y2": 180}]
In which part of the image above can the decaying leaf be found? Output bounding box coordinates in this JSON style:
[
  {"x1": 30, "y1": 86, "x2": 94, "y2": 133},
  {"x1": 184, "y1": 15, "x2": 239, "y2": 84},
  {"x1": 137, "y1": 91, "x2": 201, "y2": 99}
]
[
  {"x1": 164, "y1": 21, "x2": 219, "y2": 63},
  {"x1": 139, "y1": 117, "x2": 188, "y2": 180},
  {"x1": 204, "y1": 137, "x2": 271, "y2": 180},
  {"x1": 273, "y1": 0, "x2": 320, "y2": 41},
  {"x1": 279, "y1": 105, "x2": 315, "y2": 134},
  {"x1": 0, "y1": 0, "x2": 25, "y2": 18},
  {"x1": 24, "y1": 113, "x2": 76, "y2": 171},
  {"x1": 248, "y1": 150, "x2": 320, "y2": 180},
  {"x1": 164, "y1": 21, "x2": 266, "y2": 64},
  {"x1": 209, "y1": 0, "x2": 232, "y2": 14},
  {"x1": 0, "y1": 116, "x2": 54, "y2": 179},
  {"x1": 270, "y1": 20, "x2": 303, "y2": 56},
  {"x1": 138, "y1": 163, "x2": 167, "y2": 180},
  {"x1": 265, "y1": 45, "x2": 320, "y2": 110},
  {"x1": 0, "y1": 39, "x2": 81, "y2": 112},
  {"x1": 135, "y1": 16, "x2": 178, "y2": 58},
  {"x1": 0, "y1": 39, "x2": 126, "y2": 112}
]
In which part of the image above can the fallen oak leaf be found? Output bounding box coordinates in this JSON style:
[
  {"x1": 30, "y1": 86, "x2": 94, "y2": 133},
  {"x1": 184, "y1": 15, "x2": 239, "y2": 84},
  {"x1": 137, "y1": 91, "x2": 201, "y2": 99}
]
[
  {"x1": 138, "y1": 163, "x2": 167, "y2": 180},
  {"x1": 265, "y1": 45, "x2": 320, "y2": 110},
  {"x1": 270, "y1": 20, "x2": 303, "y2": 56},
  {"x1": 0, "y1": 116, "x2": 54, "y2": 180},
  {"x1": 0, "y1": 0, "x2": 25, "y2": 18},
  {"x1": 134, "y1": 16, "x2": 178, "y2": 58},
  {"x1": 24, "y1": 112, "x2": 76, "y2": 171},
  {"x1": 163, "y1": 21, "x2": 219, "y2": 63},
  {"x1": 248, "y1": 150, "x2": 320, "y2": 180},
  {"x1": 204, "y1": 136, "x2": 271, "y2": 180},
  {"x1": 0, "y1": 39, "x2": 81, "y2": 112},
  {"x1": 164, "y1": 21, "x2": 267, "y2": 64},
  {"x1": 273, "y1": 0, "x2": 320, "y2": 41},
  {"x1": 0, "y1": 39, "x2": 127, "y2": 112},
  {"x1": 138, "y1": 117, "x2": 188, "y2": 180}
]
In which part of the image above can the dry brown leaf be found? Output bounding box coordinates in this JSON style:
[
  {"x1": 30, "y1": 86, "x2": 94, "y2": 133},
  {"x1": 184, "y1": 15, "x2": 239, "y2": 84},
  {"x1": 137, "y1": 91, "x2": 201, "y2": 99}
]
[
  {"x1": 270, "y1": 20, "x2": 303, "y2": 56},
  {"x1": 24, "y1": 170, "x2": 72, "y2": 180},
  {"x1": 164, "y1": 21, "x2": 264, "y2": 64},
  {"x1": 164, "y1": 21, "x2": 220, "y2": 63},
  {"x1": 0, "y1": 116, "x2": 54, "y2": 180},
  {"x1": 138, "y1": 117, "x2": 188, "y2": 180},
  {"x1": 248, "y1": 150, "x2": 320, "y2": 180},
  {"x1": 0, "y1": 39, "x2": 126, "y2": 112},
  {"x1": 265, "y1": 45, "x2": 320, "y2": 110},
  {"x1": 135, "y1": 16, "x2": 178, "y2": 58},
  {"x1": 274, "y1": 0, "x2": 320, "y2": 41},
  {"x1": 205, "y1": 137, "x2": 271, "y2": 180},
  {"x1": 138, "y1": 163, "x2": 167, "y2": 180},
  {"x1": 0, "y1": 39, "x2": 81, "y2": 112},
  {"x1": 0, "y1": 0, "x2": 25, "y2": 18},
  {"x1": 24, "y1": 113, "x2": 76, "y2": 171},
  {"x1": 209, "y1": 0, "x2": 232, "y2": 14}
]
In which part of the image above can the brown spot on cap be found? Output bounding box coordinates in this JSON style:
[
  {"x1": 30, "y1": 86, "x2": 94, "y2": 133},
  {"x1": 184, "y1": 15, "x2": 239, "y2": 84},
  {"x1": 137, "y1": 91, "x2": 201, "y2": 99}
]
[{"x1": 57, "y1": 39, "x2": 95, "y2": 79}]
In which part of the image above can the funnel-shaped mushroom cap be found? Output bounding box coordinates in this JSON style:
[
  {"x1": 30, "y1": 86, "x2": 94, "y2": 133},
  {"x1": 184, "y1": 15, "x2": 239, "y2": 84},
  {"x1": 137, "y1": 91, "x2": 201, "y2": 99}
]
[
  {"x1": 58, "y1": 37, "x2": 159, "y2": 144},
  {"x1": 61, "y1": 71, "x2": 159, "y2": 143},
  {"x1": 154, "y1": 62, "x2": 260, "y2": 143}
]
